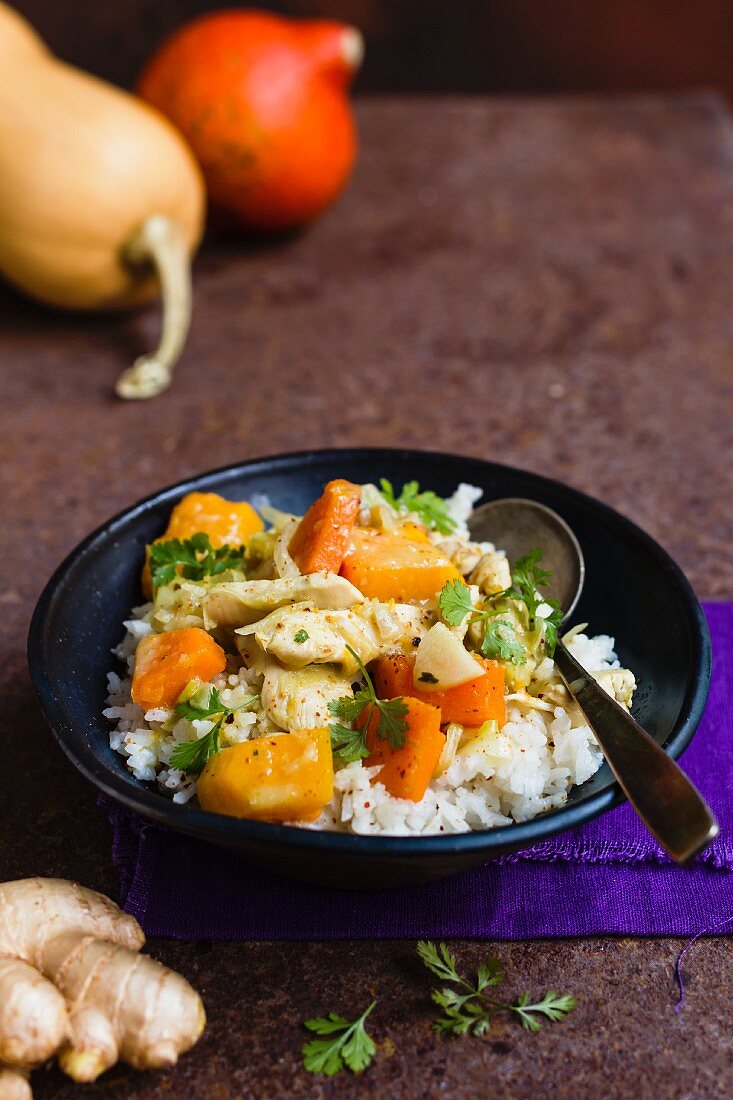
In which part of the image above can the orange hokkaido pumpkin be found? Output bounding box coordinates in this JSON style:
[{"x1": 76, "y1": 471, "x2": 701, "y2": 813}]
[
  {"x1": 131, "y1": 628, "x2": 226, "y2": 711},
  {"x1": 340, "y1": 528, "x2": 463, "y2": 603},
  {"x1": 137, "y1": 10, "x2": 362, "y2": 232}
]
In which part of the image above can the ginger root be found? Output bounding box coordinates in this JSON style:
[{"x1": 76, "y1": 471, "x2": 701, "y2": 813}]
[
  {"x1": 0, "y1": 879, "x2": 205, "y2": 1094},
  {"x1": 0, "y1": 1065, "x2": 31, "y2": 1100}
]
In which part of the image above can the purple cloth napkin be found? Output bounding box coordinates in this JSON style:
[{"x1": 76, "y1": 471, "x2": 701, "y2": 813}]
[{"x1": 106, "y1": 603, "x2": 732, "y2": 940}]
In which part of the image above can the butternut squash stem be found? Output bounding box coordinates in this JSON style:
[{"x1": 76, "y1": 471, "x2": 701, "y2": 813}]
[{"x1": 115, "y1": 214, "x2": 192, "y2": 400}]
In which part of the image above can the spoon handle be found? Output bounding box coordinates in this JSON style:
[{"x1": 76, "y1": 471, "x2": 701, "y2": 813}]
[{"x1": 553, "y1": 642, "x2": 717, "y2": 863}]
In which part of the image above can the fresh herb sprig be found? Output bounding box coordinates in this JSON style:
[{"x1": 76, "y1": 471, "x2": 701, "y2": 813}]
[
  {"x1": 438, "y1": 578, "x2": 480, "y2": 627},
  {"x1": 505, "y1": 548, "x2": 563, "y2": 653},
  {"x1": 302, "y1": 1001, "x2": 377, "y2": 1076},
  {"x1": 170, "y1": 683, "x2": 258, "y2": 775},
  {"x1": 328, "y1": 645, "x2": 408, "y2": 762},
  {"x1": 439, "y1": 547, "x2": 564, "y2": 660},
  {"x1": 438, "y1": 579, "x2": 527, "y2": 665},
  {"x1": 379, "y1": 479, "x2": 457, "y2": 535},
  {"x1": 149, "y1": 532, "x2": 247, "y2": 590},
  {"x1": 418, "y1": 941, "x2": 577, "y2": 1035},
  {"x1": 481, "y1": 618, "x2": 528, "y2": 664}
]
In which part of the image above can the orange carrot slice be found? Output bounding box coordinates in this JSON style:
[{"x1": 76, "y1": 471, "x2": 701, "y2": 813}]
[
  {"x1": 362, "y1": 696, "x2": 444, "y2": 802},
  {"x1": 131, "y1": 627, "x2": 226, "y2": 711},
  {"x1": 288, "y1": 479, "x2": 361, "y2": 574},
  {"x1": 372, "y1": 653, "x2": 506, "y2": 728}
]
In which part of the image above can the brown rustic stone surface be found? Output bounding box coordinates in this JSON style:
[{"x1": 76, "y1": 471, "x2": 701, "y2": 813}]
[{"x1": 0, "y1": 95, "x2": 731, "y2": 1098}]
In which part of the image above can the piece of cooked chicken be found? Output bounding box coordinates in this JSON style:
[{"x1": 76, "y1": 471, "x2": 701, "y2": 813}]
[
  {"x1": 469, "y1": 549, "x2": 512, "y2": 595},
  {"x1": 236, "y1": 600, "x2": 429, "y2": 674},
  {"x1": 261, "y1": 662, "x2": 354, "y2": 730},
  {"x1": 435, "y1": 536, "x2": 485, "y2": 577},
  {"x1": 538, "y1": 666, "x2": 636, "y2": 712},
  {"x1": 593, "y1": 668, "x2": 637, "y2": 710},
  {"x1": 204, "y1": 573, "x2": 364, "y2": 630}
]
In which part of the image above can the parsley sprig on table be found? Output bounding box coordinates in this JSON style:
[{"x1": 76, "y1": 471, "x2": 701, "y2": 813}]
[
  {"x1": 418, "y1": 941, "x2": 577, "y2": 1035},
  {"x1": 302, "y1": 1001, "x2": 377, "y2": 1076},
  {"x1": 438, "y1": 547, "x2": 564, "y2": 659},
  {"x1": 379, "y1": 479, "x2": 457, "y2": 535},
  {"x1": 149, "y1": 532, "x2": 247, "y2": 589},
  {"x1": 169, "y1": 683, "x2": 258, "y2": 775},
  {"x1": 328, "y1": 645, "x2": 408, "y2": 762},
  {"x1": 300, "y1": 945, "x2": 576, "y2": 1077}
]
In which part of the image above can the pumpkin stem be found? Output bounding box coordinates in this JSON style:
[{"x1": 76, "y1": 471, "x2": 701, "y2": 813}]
[{"x1": 115, "y1": 214, "x2": 192, "y2": 400}]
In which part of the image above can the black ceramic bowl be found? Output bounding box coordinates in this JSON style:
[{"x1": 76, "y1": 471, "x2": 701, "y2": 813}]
[{"x1": 28, "y1": 449, "x2": 711, "y2": 888}]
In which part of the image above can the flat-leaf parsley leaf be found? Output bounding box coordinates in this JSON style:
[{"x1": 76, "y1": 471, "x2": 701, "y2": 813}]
[
  {"x1": 480, "y1": 619, "x2": 526, "y2": 664},
  {"x1": 170, "y1": 682, "x2": 258, "y2": 775},
  {"x1": 379, "y1": 479, "x2": 456, "y2": 535},
  {"x1": 149, "y1": 532, "x2": 247, "y2": 589},
  {"x1": 505, "y1": 549, "x2": 563, "y2": 657},
  {"x1": 438, "y1": 579, "x2": 528, "y2": 665},
  {"x1": 417, "y1": 940, "x2": 576, "y2": 1037},
  {"x1": 328, "y1": 645, "x2": 408, "y2": 762},
  {"x1": 302, "y1": 1001, "x2": 377, "y2": 1076},
  {"x1": 437, "y1": 578, "x2": 475, "y2": 626}
]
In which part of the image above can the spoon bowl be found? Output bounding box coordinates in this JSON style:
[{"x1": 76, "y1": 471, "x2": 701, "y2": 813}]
[{"x1": 468, "y1": 497, "x2": 585, "y2": 617}]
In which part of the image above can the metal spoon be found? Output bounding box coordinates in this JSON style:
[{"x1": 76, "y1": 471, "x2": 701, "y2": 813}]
[{"x1": 468, "y1": 497, "x2": 718, "y2": 864}]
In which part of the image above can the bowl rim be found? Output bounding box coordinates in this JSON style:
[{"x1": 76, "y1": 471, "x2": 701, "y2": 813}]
[{"x1": 28, "y1": 447, "x2": 712, "y2": 858}]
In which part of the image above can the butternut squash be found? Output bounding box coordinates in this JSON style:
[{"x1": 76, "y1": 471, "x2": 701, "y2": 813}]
[
  {"x1": 197, "y1": 729, "x2": 334, "y2": 822},
  {"x1": 0, "y1": 3, "x2": 205, "y2": 399},
  {"x1": 288, "y1": 479, "x2": 362, "y2": 575},
  {"x1": 141, "y1": 492, "x2": 264, "y2": 597}
]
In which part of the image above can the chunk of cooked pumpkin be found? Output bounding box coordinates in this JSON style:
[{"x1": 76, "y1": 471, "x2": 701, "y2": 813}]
[
  {"x1": 372, "y1": 652, "x2": 506, "y2": 729},
  {"x1": 363, "y1": 696, "x2": 444, "y2": 802},
  {"x1": 131, "y1": 627, "x2": 226, "y2": 710},
  {"x1": 197, "y1": 729, "x2": 334, "y2": 822},
  {"x1": 142, "y1": 492, "x2": 263, "y2": 596},
  {"x1": 288, "y1": 479, "x2": 362, "y2": 574},
  {"x1": 340, "y1": 528, "x2": 463, "y2": 602}
]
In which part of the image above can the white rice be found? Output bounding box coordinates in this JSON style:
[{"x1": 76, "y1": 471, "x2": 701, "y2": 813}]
[
  {"x1": 305, "y1": 630, "x2": 617, "y2": 836},
  {"x1": 104, "y1": 481, "x2": 633, "y2": 835},
  {"x1": 105, "y1": 605, "x2": 620, "y2": 833},
  {"x1": 443, "y1": 482, "x2": 485, "y2": 538}
]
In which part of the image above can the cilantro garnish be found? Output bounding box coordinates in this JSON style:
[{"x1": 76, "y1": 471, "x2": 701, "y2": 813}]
[
  {"x1": 438, "y1": 579, "x2": 528, "y2": 664},
  {"x1": 169, "y1": 682, "x2": 258, "y2": 775},
  {"x1": 302, "y1": 1001, "x2": 377, "y2": 1076},
  {"x1": 417, "y1": 940, "x2": 576, "y2": 1036},
  {"x1": 294, "y1": 629, "x2": 309, "y2": 644},
  {"x1": 379, "y1": 479, "x2": 456, "y2": 535},
  {"x1": 328, "y1": 645, "x2": 408, "y2": 762},
  {"x1": 505, "y1": 549, "x2": 563, "y2": 657},
  {"x1": 505, "y1": 549, "x2": 551, "y2": 622},
  {"x1": 149, "y1": 532, "x2": 247, "y2": 589},
  {"x1": 438, "y1": 547, "x2": 564, "y2": 660},
  {"x1": 438, "y1": 578, "x2": 476, "y2": 626},
  {"x1": 480, "y1": 619, "x2": 526, "y2": 664}
]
